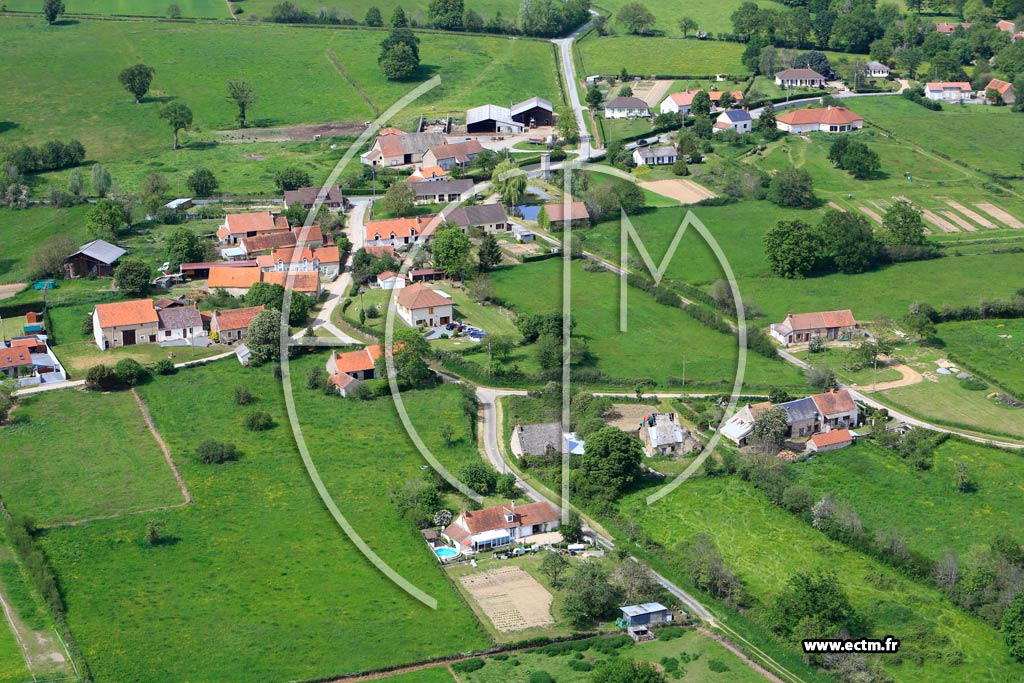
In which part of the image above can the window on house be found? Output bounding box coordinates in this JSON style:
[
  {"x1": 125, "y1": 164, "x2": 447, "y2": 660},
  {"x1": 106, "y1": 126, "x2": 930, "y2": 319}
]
[
  {"x1": 428, "y1": 307, "x2": 434, "y2": 314},
  {"x1": 165, "y1": 330, "x2": 171, "y2": 337}
]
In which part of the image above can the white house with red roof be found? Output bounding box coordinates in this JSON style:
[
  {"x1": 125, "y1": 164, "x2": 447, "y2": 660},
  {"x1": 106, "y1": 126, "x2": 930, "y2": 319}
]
[
  {"x1": 925, "y1": 82, "x2": 974, "y2": 102},
  {"x1": 0, "y1": 335, "x2": 65, "y2": 387},
  {"x1": 806, "y1": 428, "x2": 854, "y2": 453},
  {"x1": 776, "y1": 106, "x2": 864, "y2": 133},
  {"x1": 376, "y1": 271, "x2": 406, "y2": 290},
  {"x1": 395, "y1": 283, "x2": 453, "y2": 328},
  {"x1": 659, "y1": 89, "x2": 744, "y2": 115},
  {"x1": 442, "y1": 500, "x2": 560, "y2": 553},
  {"x1": 256, "y1": 246, "x2": 341, "y2": 278},
  {"x1": 210, "y1": 305, "x2": 264, "y2": 343},
  {"x1": 770, "y1": 310, "x2": 859, "y2": 346}
]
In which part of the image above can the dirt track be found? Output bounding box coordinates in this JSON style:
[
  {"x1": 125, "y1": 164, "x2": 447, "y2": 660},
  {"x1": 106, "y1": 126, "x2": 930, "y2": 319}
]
[{"x1": 213, "y1": 121, "x2": 368, "y2": 143}]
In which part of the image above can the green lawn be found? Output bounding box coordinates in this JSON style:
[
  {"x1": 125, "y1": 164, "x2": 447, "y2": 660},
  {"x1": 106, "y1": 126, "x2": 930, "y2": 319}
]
[
  {"x1": 377, "y1": 667, "x2": 455, "y2": 683},
  {"x1": 578, "y1": 35, "x2": 746, "y2": 77},
  {"x1": 936, "y1": 319, "x2": 1024, "y2": 398},
  {"x1": 4, "y1": 0, "x2": 228, "y2": 17},
  {"x1": 35, "y1": 356, "x2": 491, "y2": 683},
  {"x1": 0, "y1": 614, "x2": 29, "y2": 683},
  {"x1": 0, "y1": 18, "x2": 559, "y2": 196},
  {"x1": 0, "y1": 206, "x2": 92, "y2": 285},
  {"x1": 459, "y1": 629, "x2": 772, "y2": 683},
  {"x1": 792, "y1": 346, "x2": 903, "y2": 387},
  {"x1": 845, "y1": 96, "x2": 1024, "y2": 178},
  {"x1": 0, "y1": 389, "x2": 184, "y2": 526},
  {"x1": 793, "y1": 438, "x2": 1024, "y2": 561},
  {"x1": 599, "y1": 116, "x2": 653, "y2": 143},
  {"x1": 597, "y1": 0, "x2": 783, "y2": 37},
  {"x1": 618, "y1": 476, "x2": 1023, "y2": 683},
  {"x1": 489, "y1": 259, "x2": 805, "y2": 389}
]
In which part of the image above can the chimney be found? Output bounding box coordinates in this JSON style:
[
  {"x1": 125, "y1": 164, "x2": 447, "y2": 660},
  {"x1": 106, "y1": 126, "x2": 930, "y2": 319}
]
[{"x1": 510, "y1": 500, "x2": 515, "y2": 509}]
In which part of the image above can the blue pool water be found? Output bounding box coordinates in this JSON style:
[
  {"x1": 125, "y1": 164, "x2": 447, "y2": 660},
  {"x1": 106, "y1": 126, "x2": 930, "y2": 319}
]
[
  {"x1": 434, "y1": 547, "x2": 458, "y2": 559},
  {"x1": 517, "y1": 205, "x2": 540, "y2": 221}
]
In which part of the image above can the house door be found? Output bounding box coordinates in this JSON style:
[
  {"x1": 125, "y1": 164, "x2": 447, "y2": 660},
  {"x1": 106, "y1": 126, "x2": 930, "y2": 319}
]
[{"x1": 122, "y1": 329, "x2": 136, "y2": 346}]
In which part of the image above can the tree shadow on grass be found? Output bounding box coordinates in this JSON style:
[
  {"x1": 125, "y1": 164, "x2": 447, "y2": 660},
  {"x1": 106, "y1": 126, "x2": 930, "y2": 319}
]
[
  {"x1": 51, "y1": 19, "x2": 80, "y2": 26},
  {"x1": 0, "y1": 122, "x2": 18, "y2": 134},
  {"x1": 186, "y1": 141, "x2": 219, "y2": 151},
  {"x1": 146, "y1": 95, "x2": 178, "y2": 105}
]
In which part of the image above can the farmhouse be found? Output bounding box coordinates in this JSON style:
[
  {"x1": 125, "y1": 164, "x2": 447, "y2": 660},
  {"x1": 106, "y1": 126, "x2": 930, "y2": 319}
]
[
  {"x1": 365, "y1": 215, "x2": 442, "y2": 247},
  {"x1": 283, "y1": 185, "x2": 346, "y2": 210},
  {"x1": 776, "y1": 106, "x2": 864, "y2": 133},
  {"x1": 441, "y1": 203, "x2": 510, "y2": 234},
  {"x1": 925, "y1": 82, "x2": 973, "y2": 102},
  {"x1": 721, "y1": 401, "x2": 772, "y2": 445},
  {"x1": 811, "y1": 389, "x2": 859, "y2": 431},
  {"x1": 510, "y1": 97, "x2": 555, "y2": 128},
  {"x1": 604, "y1": 96, "x2": 651, "y2": 119},
  {"x1": 713, "y1": 109, "x2": 752, "y2": 134},
  {"x1": 638, "y1": 413, "x2": 699, "y2": 457},
  {"x1": 63, "y1": 239, "x2": 126, "y2": 279},
  {"x1": 659, "y1": 90, "x2": 743, "y2": 115},
  {"x1": 0, "y1": 335, "x2": 66, "y2": 387},
  {"x1": 442, "y1": 500, "x2": 560, "y2": 553},
  {"x1": 421, "y1": 140, "x2": 485, "y2": 171},
  {"x1": 997, "y1": 20, "x2": 1015, "y2": 32},
  {"x1": 376, "y1": 271, "x2": 406, "y2": 290},
  {"x1": 408, "y1": 165, "x2": 448, "y2": 182},
  {"x1": 395, "y1": 283, "x2": 453, "y2": 328},
  {"x1": 92, "y1": 299, "x2": 204, "y2": 349},
  {"x1": 865, "y1": 61, "x2": 891, "y2": 78},
  {"x1": 540, "y1": 201, "x2": 590, "y2": 229},
  {"x1": 721, "y1": 389, "x2": 859, "y2": 444},
  {"x1": 935, "y1": 21, "x2": 971, "y2": 34},
  {"x1": 465, "y1": 104, "x2": 526, "y2": 134},
  {"x1": 210, "y1": 305, "x2": 264, "y2": 343},
  {"x1": 632, "y1": 145, "x2": 678, "y2": 166},
  {"x1": 410, "y1": 178, "x2": 474, "y2": 205},
  {"x1": 256, "y1": 246, "x2": 341, "y2": 278},
  {"x1": 239, "y1": 231, "x2": 297, "y2": 256},
  {"x1": 770, "y1": 309, "x2": 858, "y2": 346},
  {"x1": 216, "y1": 211, "x2": 289, "y2": 245},
  {"x1": 774, "y1": 68, "x2": 827, "y2": 88},
  {"x1": 360, "y1": 130, "x2": 447, "y2": 167},
  {"x1": 262, "y1": 271, "x2": 322, "y2": 296},
  {"x1": 806, "y1": 428, "x2": 854, "y2": 453},
  {"x1": 327, "y1": 344, "x2": 382, "y2": 396},
  {"x1": 985, "y1": 78, "x2": 1015, "y2": 104}
]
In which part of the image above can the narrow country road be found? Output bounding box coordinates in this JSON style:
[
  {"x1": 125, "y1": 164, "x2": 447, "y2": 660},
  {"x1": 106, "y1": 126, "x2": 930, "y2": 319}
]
[{"x1": 552, "y1": 14, "x2": 596, "y2": 160}]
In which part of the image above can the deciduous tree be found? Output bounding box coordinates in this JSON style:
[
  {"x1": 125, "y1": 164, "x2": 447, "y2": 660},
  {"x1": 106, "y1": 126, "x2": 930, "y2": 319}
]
[
  {"x1": 580, "y1": 427, "x2": 643, "y2": 497},
  {"x1": 42, "y1": 0, "x2": 65, "y2": 24},
  {"x1": 86, "y1": 198, "x2": 130, "y2": 238},
  {"x1": 159, "y1": 102, "x2": 193, "y2": 150},
  {"x1": 226, "y1": 79, "x2": 257, "y2": 128},
  {"x1": 432, "y1": 227, "x2": 475, "y2": 279},
  {"x1": 118, "y1": 64, "x2": 155, "y2": 104},
  {"x1": 617, "y1": 2, "x2": 655, "y2": 34},
  {"x1": 113, "y1": 257, "x2": 151, "y2": 297}
]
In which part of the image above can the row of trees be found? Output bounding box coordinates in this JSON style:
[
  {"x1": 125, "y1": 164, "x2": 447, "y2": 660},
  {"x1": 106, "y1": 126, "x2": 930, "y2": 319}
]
[{"x1": 765, "y1": 201, "x2": 932, "y2": 279}]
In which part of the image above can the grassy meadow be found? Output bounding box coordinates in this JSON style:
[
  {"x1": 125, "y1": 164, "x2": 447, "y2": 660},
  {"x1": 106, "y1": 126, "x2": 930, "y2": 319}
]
[
  {"x1": 0, "y1": 389, "x2": 185, "y2": 526},
  {"x1": 618, "y1": 475, "x2": 1023, "y2": 683},
  {"x1": 792, "y1": 438, "x2": 1024, "y2": 560},
  {"x1": 0, "y1": 205, "x2": 92, "y2": 285},
  {"x1": 3, "y1": 0, "x2": 229, "y2": 16},
  {"x1": 0, "y1": 17, "x2": 559, "y2": 196},
  {"x1": 488, "y1": 258, "x2": 806, "y2": 389},
  {"x1": 32, "y1": 357, "x2": 491, "y2": 682},
  {"x1": 936, "y1": 318, "x2": 1024, "y2": 398},
  {"x1": 577, "y1": 35, "x2": 746, "y2": 76}
]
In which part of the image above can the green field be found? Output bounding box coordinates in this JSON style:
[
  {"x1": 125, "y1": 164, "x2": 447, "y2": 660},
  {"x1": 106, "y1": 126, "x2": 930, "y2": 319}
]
[
  {"x1": 578, "y1": 35, "x2": 746, "y2": 76},
  {"x1": 489, "y1": 258, "x2": 805, "y2": 389},
  {"x1": 792, "y1": 346, "x2": 903, "y2": 387},
  {"x1": 793, "y1": 438, "x2": 1024, "y2": 561},
  {"x1": 0, "y1": 18, "x2": 559, "y2": 196},
  {"x1": 4, "y1": 0, "x2": 228, "y2": 17},
  {"x1": 845, "y1": 96, "x2": 1024, "y2": 178},
  {"x1": 936, "y1": 319, "x2": 1024, "y2": 398},
  {"x1": 0, "y1": 206, "x2": 92, "y2": 285},
  {"x1": 618, "y1": 475, "x2": 1023, "y2": 683},
  {"x1": 0, "y1": 390, "x2": 185, "y2": 526},
  {"x1": 33, "y1": 357, "x2": 490, "y2": 682}
]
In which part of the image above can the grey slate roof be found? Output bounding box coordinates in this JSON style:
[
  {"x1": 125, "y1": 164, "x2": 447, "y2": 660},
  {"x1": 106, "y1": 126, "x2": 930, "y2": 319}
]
[
  {"x1": 411, "y1": 178, "x2": 474, "y2": 198},
  {"x1": 511, "y1": 97, "x2": 553, "y2": 116},
  {"x1": 68, "y1": 239, "x2": 126, "y2": 266},
  {"x1": 157, "y1": 305, "x2": 203, "y2": 331},
  {"x1": 284, "y1": 185, "x2": 344, "y2": 206},
  {"x1": 443, "y1": 203, "x2": 508, "y2": 227},
  {"x1": 605, "y1": 96, "x2": 650, "y2": 110},
  {"x1": 634, "y1": 145, "x2": 676, "y2": 161},
  {"x1": 515, "y1": 422, "x2": 564, "y2": 456},
  {"x1": 866, "y1": 61, "x2": 889, "y2": 71},
  {"x1": 722, "y1": 109, "x2": 752, "y2": 122},
  {"x1": 779, "y1": 396, "x2": 818, "y2": 423},
  {"x1": 775, "y1": 68, "x2": 826, "y2": 81},
  {"x1": 390, "y1": 132, "x2": 447, "y2": 156}
]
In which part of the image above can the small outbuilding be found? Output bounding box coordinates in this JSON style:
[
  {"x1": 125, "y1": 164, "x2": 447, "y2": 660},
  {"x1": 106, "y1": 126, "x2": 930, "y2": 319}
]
[
  {"x1": 620, "y1": 602, "x2": 672, "y2": 627},
  {"x1": 64, "y1": 239, "x2": 126, "y2": 278},
  {"x1": 806, "y1": 428, "x2": 854, "y2": 453}
]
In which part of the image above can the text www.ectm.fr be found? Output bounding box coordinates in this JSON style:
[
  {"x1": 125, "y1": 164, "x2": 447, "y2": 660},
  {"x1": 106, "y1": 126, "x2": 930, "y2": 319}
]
[{"x1": 802, "y1": 637, "x2": 901, "y2": 654}]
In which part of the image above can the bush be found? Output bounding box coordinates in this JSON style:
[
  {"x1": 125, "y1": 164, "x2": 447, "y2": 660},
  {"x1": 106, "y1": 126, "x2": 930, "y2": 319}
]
[
  {"x1": 708, "y1": 660, "x2": 730, "y2": 673},
  {"x1": 85, "y1": 364, "x2": 120, "y2": 391},
  {"x1": 244, "y1": 410, "x2": 273, "y2": 431},
  {"x1": 529, "y1": 672, "x2": 555, "y2": 683},
  {"x1": 153, "y1": 359, "x2": 177, "y2": 375},
  {"x1": 959, "y1": 376, "x2": 987, "y2": 391},
  {"x1": 234, "y1": 386, "x2": 253, "y2": 405},
  {"x1": 568, "y1": 659, "x2": 593, "y2": 671},
  {"x1": 195, "y1": 439, "x2": 239, "y2": 464},
  {"x1": 114, "y1": 358, "x2": 147, "y2": 386},
  {"x1": 451, "y1": 658, "x2": 486, "y2": 673},
  {"x1": 672, "y1": 159, "x2": 689, "y2": 176}
]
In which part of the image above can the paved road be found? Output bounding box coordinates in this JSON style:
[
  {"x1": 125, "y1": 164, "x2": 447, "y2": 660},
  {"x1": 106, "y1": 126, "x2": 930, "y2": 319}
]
[{"x1": 552, "y1": 15, "x2": 596, "y2": 160}]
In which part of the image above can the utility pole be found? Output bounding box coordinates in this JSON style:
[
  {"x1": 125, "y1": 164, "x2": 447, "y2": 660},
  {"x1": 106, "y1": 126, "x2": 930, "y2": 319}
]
[{"x1": 681, "y1": 352, "x2": 686, "y2": 387}]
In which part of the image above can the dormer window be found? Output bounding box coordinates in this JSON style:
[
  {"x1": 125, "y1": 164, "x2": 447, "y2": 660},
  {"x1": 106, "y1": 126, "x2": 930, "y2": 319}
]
[{"x1": 505, "y1": 513, "x2": 514, "y2": 523}]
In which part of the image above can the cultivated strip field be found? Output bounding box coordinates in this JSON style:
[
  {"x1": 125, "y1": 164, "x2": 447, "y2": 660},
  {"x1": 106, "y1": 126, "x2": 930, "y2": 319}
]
[{"x1": 459, "y1": 566, "x2": 554, "y2": 632}]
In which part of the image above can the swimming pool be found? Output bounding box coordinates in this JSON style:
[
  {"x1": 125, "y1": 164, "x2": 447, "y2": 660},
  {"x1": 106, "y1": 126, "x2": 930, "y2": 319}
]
[
  {"x1": 517, "y1": 205, "x2": 541, "y2": 221},
  {"x1": 434, "y1": 547, "x2": 459, "y2": 560}
]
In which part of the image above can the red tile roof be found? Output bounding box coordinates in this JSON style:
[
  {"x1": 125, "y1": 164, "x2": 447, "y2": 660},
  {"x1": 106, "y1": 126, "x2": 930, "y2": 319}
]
[
  {"x1": 333, "y1": 345, "x2": 382, "y2": 375},
  {"x1": 810, "y1": 389, "x2": 857, "y2": 416},
  {"x1": 426, "y1": 139, "x2": 484, "y2": 163},
  {"x1": 777, "y1": 106, "x2": 863, "y2": 126},
  {"x1": 809, "y1": 429, "x2": 853, "y2": 448},
  {"x1": 986, "y1": 78, "x2": 1013, "y2": 95},
  {"x1": 543, "y1": 201, "x2": 589, "y2": 222},
  {"x1": 0, "y1": 347, "x2": 32, "y2": 370},
  {"x1": 240, "y1": 231, "x2": 297, "y2": 254},
  {"x1": 208, "y1": 266, "x2": 262, "y2": 289},
  {"x1": 213, "y1": 305, "x2": 265, "y2": 332},
  {"x1": 262, "y1": 271, "x2": 320, "y2": 293},
  {"x1": 258, "y1": 246, "x2": 340, "y2": 269},
  {"x1": 997, "y1": 20, "x2": 1015, "y2": 32},
  {"x1": 926, "y1": 82, "x2": 972, "y2": 91},
  {"x1": 364, "y1": 245, "x2": 396, "y2": 259},
  {"x1": 409, "y1": 165, "x2": 448, "y2": 182},
  {"x1": 223, "y1": 211, "x2": 286, "y2": 236},
  {"x1": 783, "y1": 310, "x2": 856, "y2": 331},
  {"x1": 935, "y1": 21, "x2": 971, "y2": 33},
  {"x1": 455, "y1": 501, "x2": 559, "y2": 536},
  {"x1": 396, "y1": 283, "x2": 451, "y2": 310},
  {"x1": 94, "y1": 299, "x2": 158, "y2": 328},
  {"x1": 365, "y1": 215, "x2": 442, "y2": 241}
]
